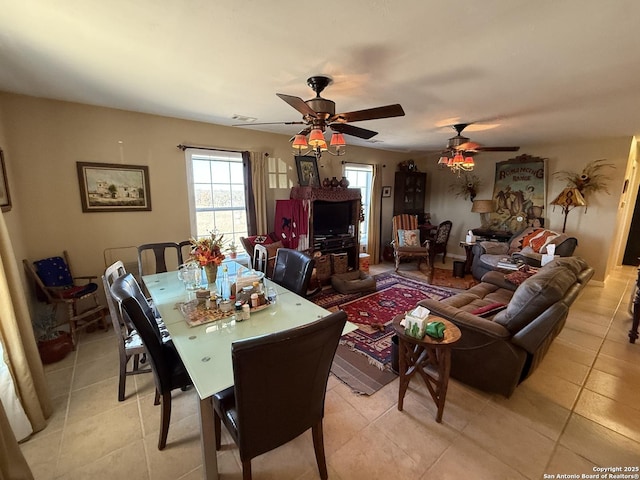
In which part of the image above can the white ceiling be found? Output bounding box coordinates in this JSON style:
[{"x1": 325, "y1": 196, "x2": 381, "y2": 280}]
[{"x1": 1, "y1": 0, "x2": 639, "y2": 154}]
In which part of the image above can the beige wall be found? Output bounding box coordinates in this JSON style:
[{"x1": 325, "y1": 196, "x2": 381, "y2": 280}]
[
  {"x1": 0, "y1": 92, "x2": 632, "y2": 286},
  {"x1": 0, "y1": 93, "x2": 411, "y2": 288}
]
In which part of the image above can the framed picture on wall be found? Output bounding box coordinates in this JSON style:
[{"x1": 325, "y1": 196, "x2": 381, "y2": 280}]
[
  {"x1": 382, "y1": 186, "x2": 392, "y2": 197},
  {"x1": 76, "y1": 161, "x2": 152, "y2": 212},
  {"x1": 0, "y1": 149, "x2": 11, "y2": 212},
  {"x1": 295, "y1": 155, "x2": 320, "y2": 187},
  {"x1": 491, "y1": 154, "x2": 547, "y2": 232}
]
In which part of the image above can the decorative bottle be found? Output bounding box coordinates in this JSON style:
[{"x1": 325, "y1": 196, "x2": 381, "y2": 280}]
[
  {"x1": 330, "y1": 177, "x2": 339, "y2": 189},
  {"x1": 339, "y1": 176, "x2": 350, "y2": 188},
  {"x1": 220, "y1": 265, "x2": 231, "y2": 301}
]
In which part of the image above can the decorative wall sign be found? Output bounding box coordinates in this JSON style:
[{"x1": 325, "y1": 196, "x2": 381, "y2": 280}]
[
  {"x1": 0, "y1": 149, "x2": 11, "y2": 212},
  {"x1": 490, "y1": 154, "x2": 546, "y2": 232},
  {"x1": 76, "y1": 162, "x2": 151, "y2": 212}
]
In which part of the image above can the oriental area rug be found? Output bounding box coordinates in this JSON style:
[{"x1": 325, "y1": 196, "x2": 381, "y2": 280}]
[{"x1": 315, "y1": 272, "x2": 454, "y2": 395}]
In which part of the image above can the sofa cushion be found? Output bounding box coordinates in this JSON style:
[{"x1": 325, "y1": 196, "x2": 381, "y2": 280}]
[{"x1": 493, "y1": 267, "x2": 577, "y2": 334}]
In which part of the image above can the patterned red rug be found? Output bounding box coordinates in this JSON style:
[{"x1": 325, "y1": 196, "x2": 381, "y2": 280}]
[{"x1": 318, "y1": 272, "x2": 454, "y2": 394}]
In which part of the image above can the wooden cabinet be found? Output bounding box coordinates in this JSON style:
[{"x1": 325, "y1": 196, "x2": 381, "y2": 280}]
[{"x1": 393, "y1": 171, "x2": 426, "y2": 216}]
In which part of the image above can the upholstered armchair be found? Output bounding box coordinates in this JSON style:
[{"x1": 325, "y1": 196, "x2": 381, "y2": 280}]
[{"x1": 471, "y1": 227, "x2": 578, "y2": 280}]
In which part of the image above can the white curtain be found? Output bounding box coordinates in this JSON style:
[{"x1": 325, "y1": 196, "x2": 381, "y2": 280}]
[
  {"x1": 0, "y1": 340, "x2": 31, "y2": 440},
  {"x1": 367, "y1": 164, "x2": 382, "y2": 264},
  {"x1": 250, "y1": 152, "x2": 268, "y2": 234}
]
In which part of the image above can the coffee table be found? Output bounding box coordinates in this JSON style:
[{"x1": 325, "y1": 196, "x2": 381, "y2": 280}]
[{"x1": 392, "y1": 315, "x2": 461, "y2": 423}]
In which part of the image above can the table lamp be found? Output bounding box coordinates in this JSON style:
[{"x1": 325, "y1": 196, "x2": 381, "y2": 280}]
[
  {"x1": 471, "y1": 199, "x2": 494, "y2": 229},
  {"x1": 550, "y1": 187, "x2": 586, "y2": 233}
]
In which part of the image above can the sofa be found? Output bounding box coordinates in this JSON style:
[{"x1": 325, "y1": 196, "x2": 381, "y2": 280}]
[
  {"x1": 416, "y1": 256, "x2": 594, "y2": 396},
  {"x1": 471, "y1": 227, "x2": 578, "y2": 280}
]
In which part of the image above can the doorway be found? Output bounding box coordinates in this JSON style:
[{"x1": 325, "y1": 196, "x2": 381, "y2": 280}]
[{"x1": 623, "y1": 185, "x2": 640, "y2": 266}]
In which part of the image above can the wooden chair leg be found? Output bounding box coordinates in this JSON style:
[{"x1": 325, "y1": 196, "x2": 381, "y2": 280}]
[
  {"x1": 241, "y1": 460, "x2": 252, "y2": 480},
  {"x1": 214, "y1": 411, "x2": 221, "y2": 450},
  {"x1": 118, "y1": 354, "x2": 128, "y2": 402},
  {"x1": 312, "y1": 421, "x2": 328, "y2": 480},
  {"x1": 158, "y1": 391, "x2": 171, "y2": 450},
  {"x1": 154, "y1": 389, "x2": 160, "y2": 406}
]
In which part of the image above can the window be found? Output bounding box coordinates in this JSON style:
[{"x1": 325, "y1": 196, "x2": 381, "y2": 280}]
[
  {"x1": 185, "y1": 149, "x2": 248, "y2": 249},
  {"x1": 344, "y1": 163, "x2": 373, "y2": 248}
]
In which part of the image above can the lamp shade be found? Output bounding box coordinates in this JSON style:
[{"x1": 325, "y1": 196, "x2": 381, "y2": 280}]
[
  {"x1": 292, "y1": 134, "x2": 308, "y2": 149},
  {"x1": 330, "y1": 133, "x2": 346, "y2": 146},
  {"x1": 550, "y1": 187, "x2": 587, "y2": 207},
  {"x1": 471, "y1": 199, "x2": 494, "y2": 213},
  {"x1": 308, "y1": 129, "x2": 325, "y2": 147}
]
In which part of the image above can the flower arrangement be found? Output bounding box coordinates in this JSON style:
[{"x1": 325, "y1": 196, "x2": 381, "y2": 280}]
[{"x1": 189, "y1": 231, "x2": 226, "y2": 266}]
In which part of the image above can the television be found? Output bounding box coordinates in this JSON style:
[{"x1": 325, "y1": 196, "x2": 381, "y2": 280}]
[{"x1": 313, "y1": 200, "x2": 353, "y2": 237}]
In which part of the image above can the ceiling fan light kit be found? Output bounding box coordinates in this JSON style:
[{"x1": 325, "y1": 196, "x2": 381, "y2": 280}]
[{"x1": 260, "y1": 75, "x2": 405, "y2": 160}]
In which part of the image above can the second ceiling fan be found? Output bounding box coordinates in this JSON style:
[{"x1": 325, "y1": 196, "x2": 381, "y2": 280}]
[{"x1": 444, "y1": 123, "x2": 520, "y2": 155}]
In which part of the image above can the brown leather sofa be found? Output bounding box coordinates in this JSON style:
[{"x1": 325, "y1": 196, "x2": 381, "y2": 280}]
[{"x1": 416, "y1": 256, "x2": 594, "y2": 397}]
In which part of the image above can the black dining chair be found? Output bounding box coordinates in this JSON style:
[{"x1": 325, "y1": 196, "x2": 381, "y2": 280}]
[
  {"x1": 213, "y1": 310, "x2": 347, "y2": 480},
  {"x1": 270, "y1": 248, "x2": 316, "y2": 296},
  {"x1": 111, "y1": 274, "x2": 192, "y2": 450}
]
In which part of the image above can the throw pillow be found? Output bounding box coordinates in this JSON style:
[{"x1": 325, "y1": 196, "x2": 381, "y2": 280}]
[
  {"x1": 471, "y1": 302, "x2": 507, "y2": 317},
  {"x1": 398, "y1": 229, "x2": 420, "y2": 247},
  {"x1": 504, "y1": 270, "x2": 536, "y2": 286},
  {"x1": 508, "y1": 227, "x2": 536, "y2": 254}
]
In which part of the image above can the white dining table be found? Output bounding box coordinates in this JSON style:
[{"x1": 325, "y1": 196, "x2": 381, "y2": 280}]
[{"x1": 143, "y1": 261, "x2": 356, "y2": 480}]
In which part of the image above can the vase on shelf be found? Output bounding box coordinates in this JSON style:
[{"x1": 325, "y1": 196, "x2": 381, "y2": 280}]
[
  {"x1": 322, "y1": 177, "x2": 331, "y2": 189},
  {"x1": 339, "y1": 176, "x2": 350, "y2": 188},
  {"x1": 203, "y1": 264, "x2": 218, "y2": 288},
  {"x1": 330, "y1": 177, "x2": 339, "y2": 189}
]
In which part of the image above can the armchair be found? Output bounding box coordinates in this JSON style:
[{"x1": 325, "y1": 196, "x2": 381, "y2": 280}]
[
  {"x1": 471, "y1": 227, "x2": 578, "y2": 280},
  {"x1": 392, "y1": 214, "x2": 430, "y2": 272}
]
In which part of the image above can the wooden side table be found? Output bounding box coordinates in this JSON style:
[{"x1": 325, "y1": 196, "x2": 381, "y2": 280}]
[
  {"x1": 392, "y1": 315, "x2": 462, "y2": 423},
  {"x1": 459, "y1": 241, "x2": 476, "y2": 274}
]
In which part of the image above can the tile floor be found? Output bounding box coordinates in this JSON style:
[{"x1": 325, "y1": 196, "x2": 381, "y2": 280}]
[{"x1": 19, "y1": 260, "x2": 640, "y2": 479}]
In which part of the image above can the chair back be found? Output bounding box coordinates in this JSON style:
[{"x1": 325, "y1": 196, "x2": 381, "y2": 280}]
[
  {"x1": 110, "y1": 273, "x2": 161, "y2": 342},
  {"x1": 231, "y1": 310, "x2": 347, "y2": 461},
  {"x1": 271, "y1": 248, "x2": 314, "y2": 296},
  {"x1": 253, "y1": 244, "x2": 268, "y2": 274},
  {"x1": 118, "y1": 295, "x2": 173, "y2": 393},
  {"x1": 433, "y1": 220, "x2": 453, "y2": 246},
  {"x1": 137, "y1": 242, "x2": 181, "y2": 277},
  {"x1": 392, "y1": 214, "x2": 419, "y2": 245},
  {"x1": 102, "y1": 261, "x2": 131, "y2": 336},
  {"x1": 177, "y1": 240, "x2": 192, "y2": 265}
]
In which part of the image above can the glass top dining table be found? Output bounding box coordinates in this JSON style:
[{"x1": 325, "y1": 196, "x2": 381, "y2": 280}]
[{"x1": 143, "y1": 261, "x2": 356, "y2": 480}]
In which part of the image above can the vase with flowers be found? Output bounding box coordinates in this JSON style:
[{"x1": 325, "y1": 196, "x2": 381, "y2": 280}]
[{"x1": 189, "y1": 231, "x2": 226, "y2": 288}]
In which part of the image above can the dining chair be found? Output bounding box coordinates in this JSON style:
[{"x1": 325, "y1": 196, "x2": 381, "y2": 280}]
[
  {"x1": 213, "y1": 310, "x2": 348, "y2": 480},
  {"x1": 137, "y1": 242, "x2": 181, "y2": 278},
  {"x1": 391, "y1": 214, "x2": 430, "y2": 272},
  {"x1": 23, "y1": 251, "x2": 108, "y2": 348},
  {"x1": 102, "y1": 261, "x2": 151, "y2": 402},
  {"x1": 270, "y1": 248, "x2": 316, "y2": 296},
  {"x1": 177, "y1": 240, "x2": 192, "y2": 265},
  {"x1": 113, "y1": 277, "x2": 192, "y2": 450}
]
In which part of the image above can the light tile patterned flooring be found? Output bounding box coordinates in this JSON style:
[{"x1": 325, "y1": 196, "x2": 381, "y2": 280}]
[{"x1": 19, "y1": 260, "x2": 640, "y2": 479}]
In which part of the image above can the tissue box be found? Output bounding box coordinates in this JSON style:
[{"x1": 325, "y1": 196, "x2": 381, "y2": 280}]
[{"x1": 403, "y1": 305, "x2": 430, "y2": 339}]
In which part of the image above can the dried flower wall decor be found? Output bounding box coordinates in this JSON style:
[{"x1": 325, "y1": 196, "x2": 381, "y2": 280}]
[
  {"x1": 448, "y1": 173, "x2": 482, "y2": 202},
  {"x1": 554, "y1": 159, "x2": 615, "y2": 199}
]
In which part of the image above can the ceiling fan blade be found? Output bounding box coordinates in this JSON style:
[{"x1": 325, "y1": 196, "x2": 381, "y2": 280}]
[
  {"x1": 232, "y1": 121, "x2": 306, "y2": 127},
  {"x1": 276, "y1": 93, "x2": 318, "y2": 117},
  {"x1": 476, "y1": 146, "x2": 520, "y2": 152},
  {"x1": 330, "y1": 104, "x2": 405, "y2": 123},
  {"x1": 330, "y1": 123, "x2": 378, "y2": 139}
]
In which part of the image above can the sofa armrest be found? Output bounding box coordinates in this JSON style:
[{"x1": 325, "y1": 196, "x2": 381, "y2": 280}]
[
  {"x1": 479, "y1": 271, "x2": 519, "y2": 291},
  {"x1": 473, "y1": 241, "x2": 509, "y2": 256}
]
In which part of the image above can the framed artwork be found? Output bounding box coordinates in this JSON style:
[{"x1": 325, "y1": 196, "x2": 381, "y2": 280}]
[
  {"x1": 490, "y1": 154, "x2": 547, "y2": 232},
  {"x1": 76, "y1": 161, "x2": 152, "y2": 212},
  {"x1": 382, "y1": 186, "x2": 392, "y2": 197},
  {"x1": 0, "y1": 149, "x2": 11, "y2": 212},
  {"x1": 295, "y1": 155, "x2": 320, "y2": 187}
]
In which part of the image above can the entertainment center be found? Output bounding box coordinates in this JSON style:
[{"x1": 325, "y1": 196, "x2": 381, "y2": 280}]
[{"x1": 290, "y1": 186, "x2": 362, "y2": 269}]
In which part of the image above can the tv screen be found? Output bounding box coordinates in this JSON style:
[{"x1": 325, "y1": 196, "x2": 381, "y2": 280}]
[{"x1": 313, "y1": 201, "x2": 352, "y2": 236}]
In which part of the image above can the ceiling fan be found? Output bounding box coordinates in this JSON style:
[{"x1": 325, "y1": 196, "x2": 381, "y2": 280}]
[
  {"x1": 444, "y1": 123, "x2": 520, "y2": 155},
  {"x1": 235, "y1": 75, "x2": 405, "y2": 142}
]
